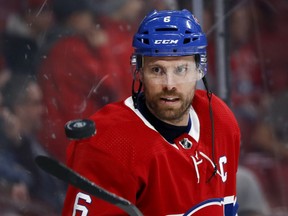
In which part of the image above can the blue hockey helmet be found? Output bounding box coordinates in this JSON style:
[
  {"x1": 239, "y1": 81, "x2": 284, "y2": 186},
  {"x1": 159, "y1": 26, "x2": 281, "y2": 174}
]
[{"x1": 132, "y1": 9, "x2": 208, "y2": 75}]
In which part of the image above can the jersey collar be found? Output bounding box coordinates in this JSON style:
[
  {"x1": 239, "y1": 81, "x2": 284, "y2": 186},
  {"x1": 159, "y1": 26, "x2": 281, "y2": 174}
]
[{"x1": 124, "y1": 96, "x2": 200, "y2": 143}]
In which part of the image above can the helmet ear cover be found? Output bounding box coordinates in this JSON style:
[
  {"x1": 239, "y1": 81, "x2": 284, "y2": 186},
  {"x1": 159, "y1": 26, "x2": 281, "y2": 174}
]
[
  {"x1": 130, "y1": 54, "x2": 142, "y2": 71},
  {"x1": 195, "y1": 54, "x2": 200, "y2": 68}
]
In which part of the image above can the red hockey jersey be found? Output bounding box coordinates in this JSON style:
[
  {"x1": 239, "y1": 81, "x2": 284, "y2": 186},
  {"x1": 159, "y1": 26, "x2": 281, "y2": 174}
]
[{"x1": 62, "y1": 90, "x2": 240, "y2": 215}]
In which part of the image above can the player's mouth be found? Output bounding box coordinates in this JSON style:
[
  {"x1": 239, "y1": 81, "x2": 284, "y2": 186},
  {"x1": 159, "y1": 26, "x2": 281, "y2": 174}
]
[{"x1": 160, "y1": 96, "x2": 180, "y2": 104}]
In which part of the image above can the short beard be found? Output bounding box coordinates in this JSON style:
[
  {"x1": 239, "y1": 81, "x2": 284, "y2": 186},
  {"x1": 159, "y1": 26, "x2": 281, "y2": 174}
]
[{"x1": 146, "y1": 90, "x2": 192, "y2": 125}]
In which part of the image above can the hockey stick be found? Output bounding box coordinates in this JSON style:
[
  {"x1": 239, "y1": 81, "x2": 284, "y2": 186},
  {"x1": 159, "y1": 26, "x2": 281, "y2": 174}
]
[{"x1": 35, "y1": 155, "x2": 143, "y2": 216}]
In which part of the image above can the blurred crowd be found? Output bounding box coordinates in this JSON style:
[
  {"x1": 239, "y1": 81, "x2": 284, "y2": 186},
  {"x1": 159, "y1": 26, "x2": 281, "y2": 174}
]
[{"x1": 0, "y1": 0, "x2": 287, "y2": 215}]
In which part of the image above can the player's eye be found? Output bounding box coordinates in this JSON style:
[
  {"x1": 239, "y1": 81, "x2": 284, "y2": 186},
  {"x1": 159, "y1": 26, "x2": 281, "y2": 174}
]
[
  {"x1": 175, "y1": 65, "x2": 188, "y2": 75},
  {"x1": 151, "y1": 66, "x2": 163, "y2": 75}
]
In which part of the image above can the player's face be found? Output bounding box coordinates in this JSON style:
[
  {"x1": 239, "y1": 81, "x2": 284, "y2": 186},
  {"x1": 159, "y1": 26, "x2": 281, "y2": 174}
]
[{"x1": 141, "y1": 56, "x2": 199, "y2": 126}]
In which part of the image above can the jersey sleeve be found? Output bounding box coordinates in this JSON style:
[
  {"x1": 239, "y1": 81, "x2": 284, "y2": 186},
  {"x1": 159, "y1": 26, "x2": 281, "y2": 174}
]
[{"x1": 62, "y1": 129, "x2": 141, "y2": 215}]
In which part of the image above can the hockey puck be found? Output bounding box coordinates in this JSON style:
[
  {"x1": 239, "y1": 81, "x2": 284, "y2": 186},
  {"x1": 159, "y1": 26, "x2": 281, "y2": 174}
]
[{"x1": 65, "y1": 119, "x2": 96, "y2": 140}]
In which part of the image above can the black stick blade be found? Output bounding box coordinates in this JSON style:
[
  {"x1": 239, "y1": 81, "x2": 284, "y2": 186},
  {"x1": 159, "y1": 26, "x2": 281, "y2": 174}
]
[{"x1": 35, "y1": 156, "x2": 143, "y2": 216}]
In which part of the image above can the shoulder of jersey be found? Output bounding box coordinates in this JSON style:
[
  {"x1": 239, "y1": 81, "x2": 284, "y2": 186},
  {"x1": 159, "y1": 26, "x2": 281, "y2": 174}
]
[
  {"x1": 90, "y1": 100, "x2": 141, "y2": 127},
  {"x1": 193, "y1": 90, "x2": 239, "y2": 128}
]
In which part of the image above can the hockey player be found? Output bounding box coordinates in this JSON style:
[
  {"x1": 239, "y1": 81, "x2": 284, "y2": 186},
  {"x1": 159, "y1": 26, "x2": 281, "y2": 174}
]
[{"x1": 62, "y1": 9, "x2": 240, "y2": 215}]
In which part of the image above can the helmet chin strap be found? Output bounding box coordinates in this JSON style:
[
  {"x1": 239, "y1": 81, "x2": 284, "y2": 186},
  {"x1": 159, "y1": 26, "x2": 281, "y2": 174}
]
[
  {"x1": 202, "y1": 76, "x2": 217, "y2": 182},
  {"x1": 132, "y1": 71, "x2": 142, "y2": 109}
]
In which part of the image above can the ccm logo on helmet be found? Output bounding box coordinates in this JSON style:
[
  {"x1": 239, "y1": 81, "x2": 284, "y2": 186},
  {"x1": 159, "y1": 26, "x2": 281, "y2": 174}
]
[{"x1": 154, "y1": 39, "x2": 179, "y2": 44}]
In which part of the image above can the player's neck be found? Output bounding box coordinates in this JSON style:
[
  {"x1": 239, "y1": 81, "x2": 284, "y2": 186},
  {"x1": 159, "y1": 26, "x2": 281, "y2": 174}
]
[{"x1": 137, "y1": 94, "x2": 191, "y2": 144}]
